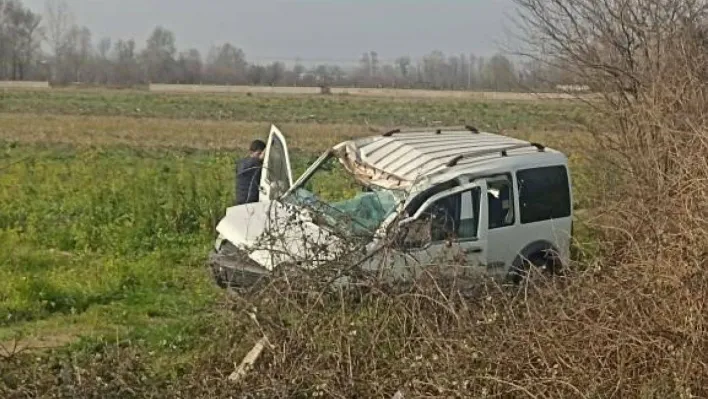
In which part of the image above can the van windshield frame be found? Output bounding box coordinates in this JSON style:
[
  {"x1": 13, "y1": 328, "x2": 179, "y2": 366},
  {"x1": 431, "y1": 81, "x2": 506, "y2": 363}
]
[{"x1": 281, "y1": 153, "x2": 405, "y2": 238}]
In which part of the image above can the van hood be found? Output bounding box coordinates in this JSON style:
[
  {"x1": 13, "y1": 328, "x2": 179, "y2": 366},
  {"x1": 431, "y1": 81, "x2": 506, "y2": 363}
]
[{"x1": 215, "y1": 200, "x2": 350, "y2": 271}]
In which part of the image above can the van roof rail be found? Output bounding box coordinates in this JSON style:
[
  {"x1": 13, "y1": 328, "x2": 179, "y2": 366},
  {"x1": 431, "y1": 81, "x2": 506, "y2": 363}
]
[
  {"x1": 382, "y1": 125, "x2": 479, "y2": 137},
  {"x1": 446, "y1": 142, "x2": 546, "y2": 167}
]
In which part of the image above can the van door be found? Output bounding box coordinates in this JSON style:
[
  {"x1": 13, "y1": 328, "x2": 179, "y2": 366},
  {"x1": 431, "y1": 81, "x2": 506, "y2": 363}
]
[
  {"x1": 483, "y1": 166, "x2": 573, "y2": 278},
  {"x1": 482, "y1": 174, "x2": 521, "y2": 276},
  {"x1": 390, "y1": 183, "x2": 488, "y2": 280},
  {"x1": 259, "y1": 124, "x2": 294, "y2": 201}
]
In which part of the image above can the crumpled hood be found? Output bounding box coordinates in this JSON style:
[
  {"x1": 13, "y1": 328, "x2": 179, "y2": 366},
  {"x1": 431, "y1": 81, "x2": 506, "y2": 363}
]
[{"x1": 215, "y1": 200, "x2": 348, "y2": 271}]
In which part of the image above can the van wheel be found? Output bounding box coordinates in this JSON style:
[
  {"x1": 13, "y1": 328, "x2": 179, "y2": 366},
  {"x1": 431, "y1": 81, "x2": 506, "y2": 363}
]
[{"x1": 510, "y1": 251, "x2": 559, "y2": 284}]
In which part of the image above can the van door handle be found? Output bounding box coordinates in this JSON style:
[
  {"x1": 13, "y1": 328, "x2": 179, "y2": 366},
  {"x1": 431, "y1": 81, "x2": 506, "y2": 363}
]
[{"x1": 464, "y1": 248, "x2": 482, "y2": 254}]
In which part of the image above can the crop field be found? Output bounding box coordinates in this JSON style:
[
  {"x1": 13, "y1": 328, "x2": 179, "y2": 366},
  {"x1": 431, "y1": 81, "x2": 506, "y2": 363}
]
[
  {"x1": 0, "y1": 88, "x2": 601, "y2": 396},
  {"x1": 148, "y1": 83, "x2": 599, "y2": 101}
]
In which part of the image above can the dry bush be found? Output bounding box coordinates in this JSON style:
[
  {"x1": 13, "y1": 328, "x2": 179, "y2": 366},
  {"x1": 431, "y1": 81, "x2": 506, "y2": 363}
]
[
  {"x1": 512, "y1": 0, "x2": 708, "y2": 260},
  {"x1": 154, "y1": 262, "x2": 702, "y2": 398},
  {"x1": 2, "y1": 266, "x2": 705, "y2": 398}
]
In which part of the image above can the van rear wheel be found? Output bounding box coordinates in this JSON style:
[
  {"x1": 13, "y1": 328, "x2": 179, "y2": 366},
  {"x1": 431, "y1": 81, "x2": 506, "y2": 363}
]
[{"x1": 510, "y1": 251, "x2": 560, "y2": 284}]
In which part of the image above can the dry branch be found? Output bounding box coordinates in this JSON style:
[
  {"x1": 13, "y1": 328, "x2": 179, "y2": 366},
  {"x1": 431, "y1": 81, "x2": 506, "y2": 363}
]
[{"x1": 228, "y1": 336, "x2": 269, "y2": 383}]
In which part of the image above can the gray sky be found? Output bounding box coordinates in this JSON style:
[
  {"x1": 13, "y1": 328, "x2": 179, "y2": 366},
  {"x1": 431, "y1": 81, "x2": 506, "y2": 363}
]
[{"x1": 24, "y1": 0, "x2": 517, "y2": 65}]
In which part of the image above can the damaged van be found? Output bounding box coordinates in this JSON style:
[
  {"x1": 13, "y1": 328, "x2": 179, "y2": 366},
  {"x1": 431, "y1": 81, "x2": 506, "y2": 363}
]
[{"x1": 209, "y1": 124, "x2": 574, "y2": 288}]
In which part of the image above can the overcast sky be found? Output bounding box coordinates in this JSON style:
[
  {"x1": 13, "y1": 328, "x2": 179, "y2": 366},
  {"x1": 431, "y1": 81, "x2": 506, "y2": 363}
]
[{"x1": 23, "y1": 0, "x2": 518, "y2": 65}]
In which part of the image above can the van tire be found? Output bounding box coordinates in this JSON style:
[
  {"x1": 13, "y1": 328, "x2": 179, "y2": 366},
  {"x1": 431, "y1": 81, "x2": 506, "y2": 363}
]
[{"x1": 509, "y1": 249, "x2": 559, "y2": 284}]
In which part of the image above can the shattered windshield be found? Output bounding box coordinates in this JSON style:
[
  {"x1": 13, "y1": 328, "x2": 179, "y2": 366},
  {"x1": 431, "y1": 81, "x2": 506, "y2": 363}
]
[{"x1": 283, "y1": 154, "x2": 403, "y2": 237}]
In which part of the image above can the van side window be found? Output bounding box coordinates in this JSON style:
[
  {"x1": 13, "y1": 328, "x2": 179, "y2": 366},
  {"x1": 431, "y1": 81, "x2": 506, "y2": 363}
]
[
  {"x1": 516, "y1": 165, "x2": 571, "y2": 224},
  {"x1": 427, "y1": 193, "x2": 461, "y2": 242},
  {"x1": 487, "y1": 176, "x2": 515, "y2": 229},
  {"x1": 402, "y1": 188, "x2": 480, "y2": 248}
]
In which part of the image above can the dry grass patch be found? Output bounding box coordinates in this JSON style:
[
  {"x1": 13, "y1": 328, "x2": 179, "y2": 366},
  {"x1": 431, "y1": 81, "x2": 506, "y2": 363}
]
[
  {"x1": 0, "y1": 113, "x2": 373, "y2": 152},
  {"x1": 0, "y1": 113, "x2": 590, "y2": 154},
  {"x1": 149, "y1": 83, "x2": 601, "y2": 101}
]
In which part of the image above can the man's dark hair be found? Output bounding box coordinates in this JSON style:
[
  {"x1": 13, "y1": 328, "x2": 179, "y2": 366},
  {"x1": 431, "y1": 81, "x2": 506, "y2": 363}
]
[{"x1": 249, "y1": 139, "x2": 266, "y2": 152}]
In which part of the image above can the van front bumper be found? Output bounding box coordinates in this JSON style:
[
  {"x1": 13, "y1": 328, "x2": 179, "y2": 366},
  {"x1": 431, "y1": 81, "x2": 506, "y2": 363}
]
[{"x1": 207, "y1": 244, "x2": 270, "y2": 289}]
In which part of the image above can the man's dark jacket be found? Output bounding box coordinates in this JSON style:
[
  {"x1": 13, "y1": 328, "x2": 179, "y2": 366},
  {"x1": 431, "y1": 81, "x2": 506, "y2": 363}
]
[{"x1": 235, "y1": 156, "x2": 263, "y2": 205}]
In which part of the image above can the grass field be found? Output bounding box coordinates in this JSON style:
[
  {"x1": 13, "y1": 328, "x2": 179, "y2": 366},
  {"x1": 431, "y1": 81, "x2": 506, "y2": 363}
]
[
  {"x1": 148, "y1": 83, "x2": 599, "y2": 101},
  {"x1": 0, "y1": 88, "x2": 590, "y2": 128},
  {"x1": 0, "y1": 88, "x2": 600, "y2": 396}
]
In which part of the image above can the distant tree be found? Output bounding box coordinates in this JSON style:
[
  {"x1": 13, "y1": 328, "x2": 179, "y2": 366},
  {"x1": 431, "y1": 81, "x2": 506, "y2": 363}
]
[
  {"x1": 94, "y1": 37, "x2": 111, "y2": 84},
  {"x1": 204, "y1": 43, "x2": 247, "y2": 84},
  {"x1": 380, "y1": 64, "x2": 398, "y2": 87},
  {"x1": 486, "y1": 53, "x2": 518, "y2": 91},
  {"x1": 264, "y1": 61, "x2": 285, "y2": 85},
  {"x1": 329, "y1": 65, "x2": 345, "y2": 84},
  {"x1": 3, "y1": 0, "x2": 43, "y2": 80},
  {"x1": 467, "y1": 53, "x2": 478, "y2": 88},
  {"x1": 422, "y1": 50, "x2": 446, "y2": 89},
  {"x1": 447, "y1": 54, "x2": 461, "y2": 89},
  {"x1": 369, "y1": 51, "x2": 379, "y2": 76},
  {"x1": 43, "y1": 0, "x2": 71, "y2": 55},
  {"x1": 113, "y1": 39, "x2": 140, "y2": 85},
  {"x1": 358, "y1": 51, "x2": 371, "y2": 81},
  {"x1": 477, "y1": 56, "x2": 487, "y2": 89},
  {"x1": 141, "y1": 26, "x2": 177, "y2": 83},
  {"x1": 395, "y1": 56, "x2": 411, "y2": 78},
  {"x1": 60, "y1": 25, "x2": 92, "y2": 82},
  {"x1": 292, "y1": 61, "x2": 305, "y2": 85},
  {"x1": 1, "y1": 0, "x2": 541, "y2": 90},
  {"x1": 97, "y1": 37, "x2": 110, "y2": 59},
  {"x1": 247, "y1": 64, "x2": 267, "y2": 85},
  {"x1": 177, "y1": 48, "x2": 202, "y2": 84},
  {"x1": 310, "y1": 64, "x2": 330, "y2": 85},
  {"x1": 0, "y1": 0, "x2": 8, "y2": 78}
]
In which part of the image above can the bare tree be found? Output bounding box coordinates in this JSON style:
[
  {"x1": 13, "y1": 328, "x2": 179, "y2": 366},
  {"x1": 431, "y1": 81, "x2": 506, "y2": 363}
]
[
  {"x1": 43, "y1": 0, "x2": 72, "y2": 57},
  {"x1": 513, "y1": 0, "x2": 708, "y2": 181},
  {"x1": 204, "y1": 43, "x2": 247, "y2": 84},
  {"x1": 422, "y1": 50, "x2": 446, "y2": 89},
  {"x1": 1, "y1": 0, "x2": 566, "y2": 89},
  {"x1": 485, "y1": 53, "x2": 518, "y2": 91},
  {"x1": 3, "y1": 0, "x2": 42, "y2": 80},
  {"x1": 395, "y1": 56, "x2": 411, "y2": 79},
  {"x1": 264, "y1": 61, "x2": 285, "y2": 86},
  {"x1": 177, "y1": 48, "x2": 202, "y2": 84},
  {"x1": 141, "y1": 26, "x2": 177, "y2": 83},
  {"x1": 62, "y1": 24, "x2": 92, "y2": 82},
  {"x1": 512, "y1": 0, "x2": 708, "y2": 266},
  {"x1": 93, "y1": 37, "x2": 111, "y2": 84},
  {"x1": 0, "y1": 0, "x2": 8, "y2": 78},
  {"x1": 113, "y1": 38, "x2": 140, "y2": 85}
]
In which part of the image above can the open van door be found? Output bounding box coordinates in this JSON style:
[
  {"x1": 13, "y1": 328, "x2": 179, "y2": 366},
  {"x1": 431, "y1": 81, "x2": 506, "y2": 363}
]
[{"x1": 259, "y1": 124, "x2": 294, "y2": 201}]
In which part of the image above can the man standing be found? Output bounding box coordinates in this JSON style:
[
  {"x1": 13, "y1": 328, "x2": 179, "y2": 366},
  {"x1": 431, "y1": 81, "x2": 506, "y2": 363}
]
[{"x1": 235, "y1": 139, "x2": 266, "y2": 205}]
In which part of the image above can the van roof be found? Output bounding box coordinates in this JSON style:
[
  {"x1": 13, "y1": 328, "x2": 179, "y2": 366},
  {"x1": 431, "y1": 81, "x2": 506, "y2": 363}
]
[{"x1": 344, "y1": 127, "x2": 567, "y2": 184}]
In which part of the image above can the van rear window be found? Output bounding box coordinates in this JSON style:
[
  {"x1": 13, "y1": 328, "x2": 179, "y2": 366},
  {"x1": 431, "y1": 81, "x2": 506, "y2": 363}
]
[{"x1": 516, "y1": 165, "x2": 571, "y2": 224}]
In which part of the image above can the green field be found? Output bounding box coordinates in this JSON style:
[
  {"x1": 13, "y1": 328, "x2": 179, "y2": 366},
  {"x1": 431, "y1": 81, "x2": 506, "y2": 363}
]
[
  {"x1": 0, "y1": 89, "x2": 598, "y2": 396},
  {"x1": 0, "y1": 88, "x2": 589, "y2": 129}
]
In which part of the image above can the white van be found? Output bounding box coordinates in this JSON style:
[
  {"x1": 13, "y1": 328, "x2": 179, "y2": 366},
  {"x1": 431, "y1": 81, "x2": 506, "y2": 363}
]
[{"x1": 210, "y1": 124, "x2": 574, "y2": 287}]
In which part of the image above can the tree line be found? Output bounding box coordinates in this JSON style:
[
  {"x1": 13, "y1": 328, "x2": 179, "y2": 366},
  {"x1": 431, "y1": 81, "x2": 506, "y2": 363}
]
[{"x1": 0, "y1": 0, "x2": 576, "y2": 91}]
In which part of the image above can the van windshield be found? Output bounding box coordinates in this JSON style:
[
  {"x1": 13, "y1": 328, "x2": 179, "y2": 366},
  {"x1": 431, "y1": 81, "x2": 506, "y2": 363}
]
[{"x1": 282, "y1": 154, "x2": 402, "y2": 237}]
